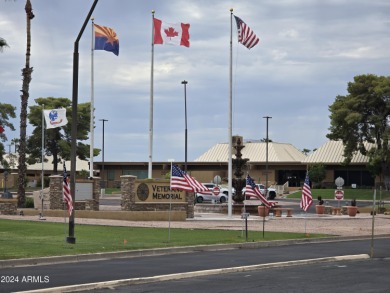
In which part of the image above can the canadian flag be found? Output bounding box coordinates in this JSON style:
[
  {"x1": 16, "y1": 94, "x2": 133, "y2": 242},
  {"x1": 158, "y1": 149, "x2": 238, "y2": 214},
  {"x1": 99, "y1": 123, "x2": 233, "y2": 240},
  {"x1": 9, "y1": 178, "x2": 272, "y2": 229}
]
[{"x1": 153, "y1": 18, "x2": 190, "y2": 47}]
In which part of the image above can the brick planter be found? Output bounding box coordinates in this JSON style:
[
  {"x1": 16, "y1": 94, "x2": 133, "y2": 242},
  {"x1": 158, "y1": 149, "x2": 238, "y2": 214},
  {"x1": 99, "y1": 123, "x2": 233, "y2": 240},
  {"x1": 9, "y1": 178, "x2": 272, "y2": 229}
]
[{"x1": 0, "y1": 199, "x2": 18, "y2": 215}]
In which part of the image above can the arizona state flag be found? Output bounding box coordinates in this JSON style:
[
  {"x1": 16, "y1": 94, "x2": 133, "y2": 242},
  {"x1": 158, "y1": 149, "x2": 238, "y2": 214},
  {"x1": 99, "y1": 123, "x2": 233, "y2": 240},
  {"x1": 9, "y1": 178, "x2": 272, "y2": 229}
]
[{"x1": 94, "y1": 24, "x2": 119, "y2": 56}]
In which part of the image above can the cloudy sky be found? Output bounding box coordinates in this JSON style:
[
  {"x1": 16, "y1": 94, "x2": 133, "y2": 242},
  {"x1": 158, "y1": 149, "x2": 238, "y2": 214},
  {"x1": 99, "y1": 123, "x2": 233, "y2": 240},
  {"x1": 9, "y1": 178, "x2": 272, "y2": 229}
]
[{"x1": 1, "y1": 0, "x2": 389, "y2": 164}]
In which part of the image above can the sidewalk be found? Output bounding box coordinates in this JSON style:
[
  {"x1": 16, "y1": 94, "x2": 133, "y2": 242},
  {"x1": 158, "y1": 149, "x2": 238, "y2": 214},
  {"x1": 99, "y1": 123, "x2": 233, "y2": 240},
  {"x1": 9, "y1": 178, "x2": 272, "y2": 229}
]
[{"x1": 0, "y1": 211, "x2": 389, "y2": 237}]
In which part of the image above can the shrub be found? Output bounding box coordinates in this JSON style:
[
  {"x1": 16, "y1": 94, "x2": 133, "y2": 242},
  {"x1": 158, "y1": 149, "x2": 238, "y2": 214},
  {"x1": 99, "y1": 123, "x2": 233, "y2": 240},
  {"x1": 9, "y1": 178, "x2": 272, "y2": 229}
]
[{"x1": 25, "y1": 197, "x2": 34, "y2": 208}]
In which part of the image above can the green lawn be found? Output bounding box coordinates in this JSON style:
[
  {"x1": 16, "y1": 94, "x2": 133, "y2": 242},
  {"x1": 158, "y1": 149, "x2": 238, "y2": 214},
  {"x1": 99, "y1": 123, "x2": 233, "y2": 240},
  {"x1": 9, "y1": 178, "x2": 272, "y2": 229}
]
[
  {"x1": 0, "y1": 219, "x2": 325, "y2": 260},
  {"x1": 103, "y1": 188, "x2": 121, "y2": 195},
  {"x1": 287, "y1": 188, "x2": 390, "y2": 201}
]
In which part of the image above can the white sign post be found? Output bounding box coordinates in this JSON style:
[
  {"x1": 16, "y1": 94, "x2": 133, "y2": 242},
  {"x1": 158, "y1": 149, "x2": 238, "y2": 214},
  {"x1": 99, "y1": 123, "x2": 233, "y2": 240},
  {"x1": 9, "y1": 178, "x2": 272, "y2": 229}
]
[{"x1": 335, "y1": 177, "x2": 345, "y2": 209}]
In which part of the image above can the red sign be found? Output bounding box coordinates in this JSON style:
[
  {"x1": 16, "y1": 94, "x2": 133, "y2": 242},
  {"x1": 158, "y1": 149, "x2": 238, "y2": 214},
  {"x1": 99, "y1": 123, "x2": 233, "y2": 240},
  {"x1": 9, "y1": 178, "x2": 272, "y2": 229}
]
[
  {"x1": 212, "y1": 186, "x2": 220, "y2": 195},
  {"x1": 0, "y1": 126, "x2": 4, "y2": 134},
  {"x1": 335, "y1": 190, "x2": 344, "y2": 200}
]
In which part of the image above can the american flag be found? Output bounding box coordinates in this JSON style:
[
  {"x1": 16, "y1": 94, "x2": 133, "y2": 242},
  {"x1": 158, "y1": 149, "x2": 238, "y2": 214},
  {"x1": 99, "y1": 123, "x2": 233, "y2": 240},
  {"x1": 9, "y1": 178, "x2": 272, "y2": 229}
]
[
  {"x1": 246, "y1": 175, "x2": 276, "y2": 209},
  {"x1": 234, "y1": 15, "x2": 259, "y2": 49},
  {"x1": 170, "y1": 164, "x2": 210, "y2": 193},
  {"x1": 63, "y1": 162, "x2": 73, "y2": 216},
  {"x1": 300, "y1": 173, "x2": 313, "y2": 212}
]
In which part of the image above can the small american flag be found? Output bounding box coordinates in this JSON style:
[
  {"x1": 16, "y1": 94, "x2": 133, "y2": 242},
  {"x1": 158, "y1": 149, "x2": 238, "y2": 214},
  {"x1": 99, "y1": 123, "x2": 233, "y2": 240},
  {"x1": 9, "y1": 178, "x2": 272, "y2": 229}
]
[
  {"x1": 246, "y1": 175, "x2": 276, "y2": 209},
  {"x1": 234, "y1": 15, "x2": 259, "y2": 49},
  {"x1": 300, "y1": 173, "x2": 313, "y2": 212},
  {"x1": 170, "y1": 164, "x2": 210, "y2": 193},
  {"x1": 63, "y1": 162, "x2": 73, "y2": 216}
]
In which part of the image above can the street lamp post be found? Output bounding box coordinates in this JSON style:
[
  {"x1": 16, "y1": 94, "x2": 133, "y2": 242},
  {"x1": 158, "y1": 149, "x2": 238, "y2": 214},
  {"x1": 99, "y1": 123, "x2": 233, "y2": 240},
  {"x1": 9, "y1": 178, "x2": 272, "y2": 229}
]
[
  {"x1": 181, "y1": 80, "x2": 188, "y2": 173},
  {"x1": 99, "y1": 119, "x2": 108, "y2": 188},
  {"x1": 262, "y1": 116, "x2": 272, "y2": 238},
  {"x1": 68, "y1": 0, "x2": 99, "y2": 244},
  {"x1": 263, "y1": 116, "x2": 272, "y2": 195}
]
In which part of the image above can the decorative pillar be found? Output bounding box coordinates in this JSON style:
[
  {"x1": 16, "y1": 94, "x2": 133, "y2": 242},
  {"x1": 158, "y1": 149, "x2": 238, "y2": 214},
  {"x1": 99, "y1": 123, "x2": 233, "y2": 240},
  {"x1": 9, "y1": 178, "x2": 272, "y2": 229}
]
[
  {"x1": 49, "y1": 175, "x2": 63, "y2": 209},
  {"x1": 120, "y1": 175, "x2": 136, "y2": 210},
  {"x1": 186, "y1": 192, "x2": 195, "y2": 218}
]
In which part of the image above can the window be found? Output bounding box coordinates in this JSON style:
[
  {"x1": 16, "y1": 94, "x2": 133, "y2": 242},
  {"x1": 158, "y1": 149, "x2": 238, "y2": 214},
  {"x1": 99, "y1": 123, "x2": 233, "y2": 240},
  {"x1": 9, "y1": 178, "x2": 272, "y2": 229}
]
[
  {"x1": 107, "y1": 170, "x2": 115, "y2": 181},
  {"x1": 123, "y1": 170, "x2": 148, "y2": 179}
]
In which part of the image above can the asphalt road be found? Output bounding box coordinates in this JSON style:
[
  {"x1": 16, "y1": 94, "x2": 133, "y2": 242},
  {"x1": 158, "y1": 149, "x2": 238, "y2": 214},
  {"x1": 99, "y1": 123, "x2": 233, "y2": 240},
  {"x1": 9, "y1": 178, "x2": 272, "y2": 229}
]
[
  {"x1": 1, "y1": 237, "x2": 389, "y2": 292},
  {"x1": 88, "y1": 258, "x2": 390, "y2": 293}
]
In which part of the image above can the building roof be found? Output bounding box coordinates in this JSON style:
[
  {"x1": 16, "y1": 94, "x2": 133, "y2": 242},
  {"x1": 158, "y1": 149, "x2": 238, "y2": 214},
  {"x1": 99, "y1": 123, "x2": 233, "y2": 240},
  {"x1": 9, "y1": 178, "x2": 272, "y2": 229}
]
[
  {"x1": 194, "y1": 142, "x2": 307, "y2": 163},
  {"x1": 303, "y1": 140, "x2": 374, "y2": 164},
  {"x1": 1, "y1": 153, "x2": 90, "y2": 172}
]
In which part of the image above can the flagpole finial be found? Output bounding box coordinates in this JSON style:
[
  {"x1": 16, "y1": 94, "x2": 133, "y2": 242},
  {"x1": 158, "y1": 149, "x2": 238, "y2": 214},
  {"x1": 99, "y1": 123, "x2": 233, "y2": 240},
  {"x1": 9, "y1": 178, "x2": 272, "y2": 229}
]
[
  {"x1": 152, "y1": 10, "x2": 155, "y2": 15},
  {"x1": 230, "y1": 8, "x2": 233, "y2": 13},
  {"x1": 90, "y1": 17, "x2": 94, "y2": 21}
]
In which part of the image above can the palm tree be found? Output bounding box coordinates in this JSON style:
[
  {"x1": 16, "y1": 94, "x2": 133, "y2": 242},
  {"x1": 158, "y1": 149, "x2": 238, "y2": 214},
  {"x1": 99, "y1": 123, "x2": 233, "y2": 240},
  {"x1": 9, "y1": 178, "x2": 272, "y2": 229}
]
[
  {"x1": 0, "y1": 37, "x2": 9, "y2": 52},
  {"x1": 17, "y1": 0, "x2": 35, "y2": 208}
]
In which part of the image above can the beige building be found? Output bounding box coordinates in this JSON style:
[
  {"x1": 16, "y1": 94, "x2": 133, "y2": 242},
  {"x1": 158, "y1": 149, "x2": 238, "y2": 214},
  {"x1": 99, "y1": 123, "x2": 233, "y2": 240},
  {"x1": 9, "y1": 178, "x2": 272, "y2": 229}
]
[
  {"x1": 94, "y1": 140, "x2": 376, "y2": 190},
  {"x1": 0, "y1": 154, "x2": 90, "y2": 188},
  {"x1": 1, "y1": 140, "x2": 377, "y2": 190},
  {"x1": 303, "y1": 140, "x2": 375, "y2": 188}
]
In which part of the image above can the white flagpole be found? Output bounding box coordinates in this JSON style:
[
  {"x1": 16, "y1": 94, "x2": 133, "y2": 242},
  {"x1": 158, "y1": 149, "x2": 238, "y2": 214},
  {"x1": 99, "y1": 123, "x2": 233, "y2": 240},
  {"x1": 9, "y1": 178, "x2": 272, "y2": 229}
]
[
  {"x1": 89, "y1": 17, "x2": 95, "y2": 178},
  {"x1": 370, "y1": 188, "x2": 376, "y2": 257},
  {"x1": 304, "y1": 211, "x2": 307, "y2": 235},
  {"x1": 228, "y1": 9, "x2": 233, "y2": 217},
  {"x1": 148, "y1": 10, "x2": 155, "y2": 179},
  {"x1": 64, "y1": 200, "x2": 67, "y2": 242},
  {"x1": 40, "y1": 104, "x2": 45, "y2": 220},
  {"x1": 168, "y1": 161, "x2": 173, "y2": 242}
]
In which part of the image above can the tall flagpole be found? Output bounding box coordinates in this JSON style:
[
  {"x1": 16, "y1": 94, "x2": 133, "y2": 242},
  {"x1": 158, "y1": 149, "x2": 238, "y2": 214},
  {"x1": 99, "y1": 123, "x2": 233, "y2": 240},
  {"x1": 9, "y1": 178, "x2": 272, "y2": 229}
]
[
  {"x1": 40, "y1": 104, "x2": 45, "y2": 220},
  {"x1": 89, "y1": 17, "x2": 95, "y2": 178},
  {"x1": 228, "y1": 9, "x2": 233, "y2": 217},
  {"x1": 148, "y1": 10, "x2": 155, "y2": 179}
]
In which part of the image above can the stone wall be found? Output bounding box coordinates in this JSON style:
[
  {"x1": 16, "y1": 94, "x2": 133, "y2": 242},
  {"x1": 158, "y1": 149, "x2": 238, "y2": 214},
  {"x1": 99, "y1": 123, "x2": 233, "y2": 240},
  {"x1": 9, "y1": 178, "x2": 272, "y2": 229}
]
[
  {"x1": 85, "y1": 178, "x2": 100, "y2": 210},
  {"x1": 0, "y1": 199, "x2": 17, "y2": 215},
  {"x1": 49, "y1": 175, "x2": 100, "y2": 211},
  {"x1": 120, "y1": 175, "x2": 194, "y2": 218}
]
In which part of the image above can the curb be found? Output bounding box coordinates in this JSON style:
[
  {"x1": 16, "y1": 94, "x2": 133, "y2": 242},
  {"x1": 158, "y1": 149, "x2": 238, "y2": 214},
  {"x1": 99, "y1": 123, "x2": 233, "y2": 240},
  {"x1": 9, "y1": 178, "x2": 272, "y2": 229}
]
[{"x1": 17, "y1": 254, "x2": 370, "y2": 293}]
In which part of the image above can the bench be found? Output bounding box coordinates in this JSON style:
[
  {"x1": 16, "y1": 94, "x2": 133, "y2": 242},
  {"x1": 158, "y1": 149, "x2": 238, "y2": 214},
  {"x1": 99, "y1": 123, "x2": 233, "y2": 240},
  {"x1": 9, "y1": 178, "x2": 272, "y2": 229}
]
[{"x1": 272, "y1": 208, "x2": 293, "y2": 217}]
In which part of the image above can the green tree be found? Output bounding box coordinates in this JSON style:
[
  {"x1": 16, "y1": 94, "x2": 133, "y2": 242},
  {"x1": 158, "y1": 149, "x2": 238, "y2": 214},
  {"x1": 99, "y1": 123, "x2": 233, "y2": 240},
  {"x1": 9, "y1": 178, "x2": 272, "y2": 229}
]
[
  {"x1": 0, "y1": 103, "x2": 17, "y2": 166},
  {"x1": 302, "y1": 148, "x2": 311, "y2": 155},
  {"x1": 11, "y1": 138, "x2": 19, "y2": 153},
  {"x1": 0, "y1": 37, "x2": 9, "y2": 52},
  {"x1": 260, "y1": 138, "x2": 273, "y2": 142},
  {"x1": 18, "y1": 0, "x2": 35, "y2": 208},
  {"x1": 327, "y1": 74, "x2": 390, "y2": 186},
  {"x1": 27, "y1": 97, "x2": 100, "y2": 173},
  {"x1": 308, "y1": 163, "x2": 326, "y2": 188}
]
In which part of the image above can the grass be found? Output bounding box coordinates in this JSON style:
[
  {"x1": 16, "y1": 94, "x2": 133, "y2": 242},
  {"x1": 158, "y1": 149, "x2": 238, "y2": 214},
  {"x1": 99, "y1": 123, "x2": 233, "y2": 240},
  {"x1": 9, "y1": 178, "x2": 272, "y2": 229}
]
[
  {"x1": 103, "y1": 188, "x2": 121, "y2": 195},
  {"x1": 0, "y1": 219, "x2": 325, "y2": 260},
  {"x1": 287, "y1": 188, "x2": 390, "y2": 201}
]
